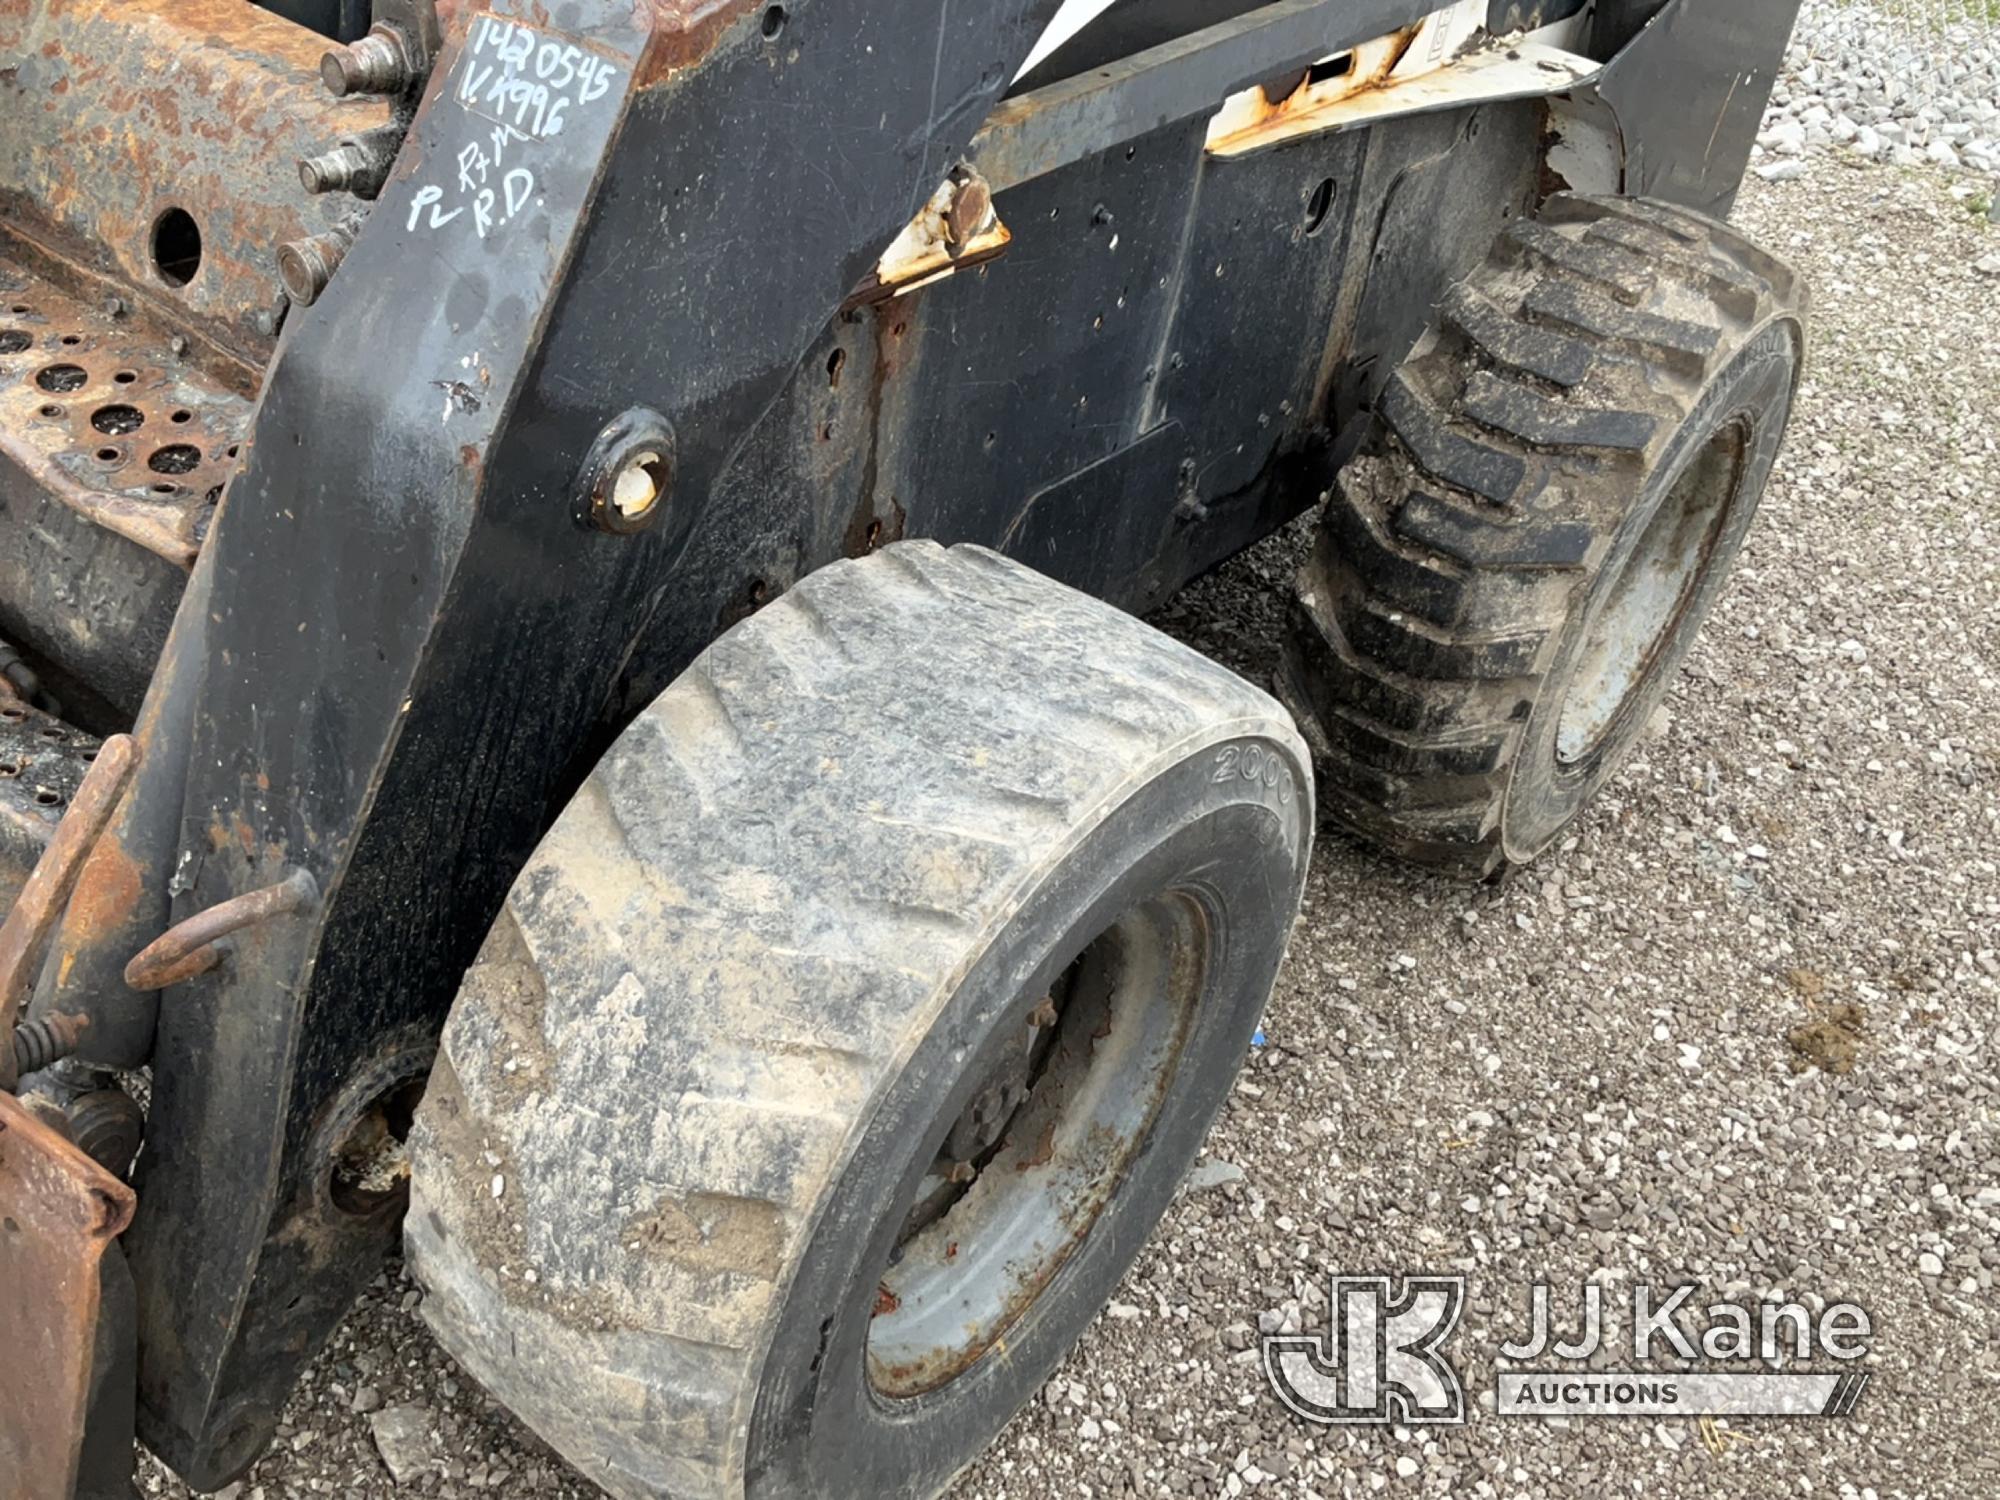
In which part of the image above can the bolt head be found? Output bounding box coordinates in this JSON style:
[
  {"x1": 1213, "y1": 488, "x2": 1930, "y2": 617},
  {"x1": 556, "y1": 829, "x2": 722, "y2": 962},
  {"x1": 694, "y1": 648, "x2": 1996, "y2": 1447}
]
[
  {"x1": 319, "y1": 49, "x2": 358, "y2": 96},
  {"x1": 276, "y1": 242, "x2": 320, "y2": 306},
  {"x1": 945, "y1": 176, "x2": 993, "y2": 250}
]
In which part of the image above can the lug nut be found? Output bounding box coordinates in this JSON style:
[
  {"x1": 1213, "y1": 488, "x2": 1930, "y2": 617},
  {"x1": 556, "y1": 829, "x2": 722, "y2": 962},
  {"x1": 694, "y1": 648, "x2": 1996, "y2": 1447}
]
[
  {"x1": 320, "y1": 25, "x2": 412, "y2": 97},
  {"x1": 276, "y1": 225, "x2": 355, "y2": 308}
]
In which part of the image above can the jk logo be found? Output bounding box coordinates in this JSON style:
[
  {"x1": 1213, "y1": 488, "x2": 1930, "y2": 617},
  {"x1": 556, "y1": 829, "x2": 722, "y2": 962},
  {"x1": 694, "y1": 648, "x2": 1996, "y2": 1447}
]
[{"x1": 1263, "y1": 1275, "x2": 1467, "y2": 1425}]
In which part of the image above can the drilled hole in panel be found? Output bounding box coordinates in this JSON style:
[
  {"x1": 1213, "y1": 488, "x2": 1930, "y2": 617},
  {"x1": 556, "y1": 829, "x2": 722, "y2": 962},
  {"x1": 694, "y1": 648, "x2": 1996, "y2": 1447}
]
[
  {"x1": 1304, "y1": 177, "x2": 1336, "y2": 236},
  {"x1": 33, "y1": 788, "x2": 61, "y2": 807},
  {"x1": 36, "y1": 364, "x2": 86, "y2": 393},
  {"x1": 37, "y1": 404, "x2": 62, "y2": 419},
  {"x1": 152, "y1": 208, "x2": 203, "y2": 287},
  {"x1": 0, "y1": 331, "x2": 29, "y2": 355},
  {"x1": 94, "y1": 446, "x2": 122, "y2": 464},
  {"x1": 170, "y1": 409, "x2": 192, "y2": 424},
  {"x1": 113, "y1": 370, "x2": 137, "y2": 385},
  {"x1": 91, "y1": 404, "x2": 144, "y2": 435},
  {"x1": 149, "y1": 444, "x2": 201, "y2": 474}
]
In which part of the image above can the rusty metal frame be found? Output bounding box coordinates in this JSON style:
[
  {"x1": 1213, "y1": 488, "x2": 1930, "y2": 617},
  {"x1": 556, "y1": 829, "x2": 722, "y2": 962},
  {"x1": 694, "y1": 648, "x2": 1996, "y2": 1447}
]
[
  {"x1": 0, "y1": 0, "x2": 391, "y2": 361},
  {"x1": 0, "y1": 0, "x2": 380, "y2": 725}
]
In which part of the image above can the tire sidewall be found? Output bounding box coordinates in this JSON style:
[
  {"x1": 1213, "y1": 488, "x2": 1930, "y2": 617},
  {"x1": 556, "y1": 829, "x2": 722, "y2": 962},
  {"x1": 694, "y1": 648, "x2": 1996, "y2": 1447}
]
[
  {"x1": 1501, "y1": 316, "x2": 1803, "y2": 862},
  {"x1": 745, "y1": 733, "x2": 1311, "y2": 1499}
]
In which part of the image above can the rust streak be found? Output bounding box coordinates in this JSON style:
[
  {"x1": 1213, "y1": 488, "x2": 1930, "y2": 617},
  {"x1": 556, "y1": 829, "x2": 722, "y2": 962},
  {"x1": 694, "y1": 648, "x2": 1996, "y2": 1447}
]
[
  {"x1": 630, "y1": 0, "x2": 762, "y2": 88},
  {"x1": 52, "y1": 833, "x2": 144, "y2": 962}
]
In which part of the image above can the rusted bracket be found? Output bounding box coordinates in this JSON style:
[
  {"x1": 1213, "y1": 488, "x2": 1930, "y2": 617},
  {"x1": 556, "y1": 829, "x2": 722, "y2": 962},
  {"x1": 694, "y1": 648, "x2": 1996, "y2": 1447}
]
[
  {"x1": 844, "y1": 170, "x2": 1011, "y2": 308},
  {"x1": 123, "y1": 869, "x2": 319, "y2": 993},
  {"x1": 0, "y1": 736, "x2": 138, "y2": 1093},
  {"x1": 0, "y1": 1089, "x2": 137, "y2": 1500},
  {"x1": 1204, "y1": 34, "x2": 1599, "y2": 157}
]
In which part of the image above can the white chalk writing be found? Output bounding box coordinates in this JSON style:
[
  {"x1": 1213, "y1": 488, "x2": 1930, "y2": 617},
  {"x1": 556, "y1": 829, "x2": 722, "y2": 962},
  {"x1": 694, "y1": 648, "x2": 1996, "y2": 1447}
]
[{"x1": 406, "y1": 14, "x2": 622, "y2": 243}]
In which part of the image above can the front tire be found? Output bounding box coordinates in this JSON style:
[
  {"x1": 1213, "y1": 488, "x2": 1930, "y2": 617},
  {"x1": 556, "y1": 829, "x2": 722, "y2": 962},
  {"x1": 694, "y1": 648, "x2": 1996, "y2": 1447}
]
[
  {"x1": 406, "y1": 542, "x2": 1312, "y2": 1499},
  {"x1": 1281, "y1": 193, "x2": 1805, "y2": 875}
]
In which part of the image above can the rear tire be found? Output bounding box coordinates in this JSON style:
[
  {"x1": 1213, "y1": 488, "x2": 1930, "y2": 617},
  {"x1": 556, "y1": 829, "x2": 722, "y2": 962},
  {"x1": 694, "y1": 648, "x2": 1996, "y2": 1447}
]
[
  {"x1": 406, "y1": 542, "x2": 1312, "y2": 1499},
  {"x1": 1280, "y1": 193, "x2": 1805, "y2": 875}
]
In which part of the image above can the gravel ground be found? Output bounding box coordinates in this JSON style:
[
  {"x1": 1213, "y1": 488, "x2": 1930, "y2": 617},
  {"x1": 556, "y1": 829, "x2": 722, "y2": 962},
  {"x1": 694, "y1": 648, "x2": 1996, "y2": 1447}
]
[
  {"x1": 140, "y1": 36, "x2": 2000, "y2": 1500},
  {"x1": 1758, "y1": 0, "x2": 2000, "y2": 179}
]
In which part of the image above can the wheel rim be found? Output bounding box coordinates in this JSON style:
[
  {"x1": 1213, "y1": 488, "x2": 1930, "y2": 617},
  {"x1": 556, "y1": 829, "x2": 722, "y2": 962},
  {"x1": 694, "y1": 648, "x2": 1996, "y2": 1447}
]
[
  {"x1": 1554, "y1": 417, "x2": 1749, "y2": 765},
  {"x1": 865, "y1": 890, "x2": 1211, "y2": 1398}
]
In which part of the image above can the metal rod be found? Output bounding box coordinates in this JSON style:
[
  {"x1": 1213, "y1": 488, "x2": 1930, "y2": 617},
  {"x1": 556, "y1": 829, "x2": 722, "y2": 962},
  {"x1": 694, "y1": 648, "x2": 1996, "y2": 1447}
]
[{"x1": 123, "y1": 870, "x2": 318, "y2": 994}]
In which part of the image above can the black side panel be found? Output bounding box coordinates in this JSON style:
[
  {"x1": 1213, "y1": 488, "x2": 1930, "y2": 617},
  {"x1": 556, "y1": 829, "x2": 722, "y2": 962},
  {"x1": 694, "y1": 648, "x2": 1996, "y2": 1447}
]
[
  {"x1": 1148, "y1": 127, "x2": 1371, "y2": 503},
  {"x1": 886, "y1": 122, "x2": 1213, "y2": 541},
  {"x1": 1591, "y1": 0, "x2": 1670, "y2": 58},
  {"x1": 1593, "y1": 0, "x2": 1797, "y2": 214},
  {"x1": 674, "y1": 112, "x2": 1376, "y2": 652},
  {"x1": 999, "y1": 420, "x2": 1192, "y2": 600}
]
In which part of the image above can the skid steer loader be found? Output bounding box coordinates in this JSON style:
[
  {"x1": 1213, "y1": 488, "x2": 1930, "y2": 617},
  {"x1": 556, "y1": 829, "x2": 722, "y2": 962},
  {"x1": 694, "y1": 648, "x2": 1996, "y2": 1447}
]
[{"x1": 0, "y1": 0, "x2": 1805, "y2": 1493}]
